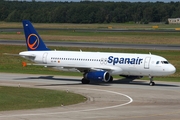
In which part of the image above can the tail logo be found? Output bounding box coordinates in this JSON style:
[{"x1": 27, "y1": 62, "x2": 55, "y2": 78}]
[{"x1": 27, "y1": 34, "x2": 40, "y2": 50}]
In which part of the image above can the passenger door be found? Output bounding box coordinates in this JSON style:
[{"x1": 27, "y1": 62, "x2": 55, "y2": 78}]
[
  {"x1": 42, "y1": 52, "x2": 48, "y2": 64},
  {"x1": 144, "y1": 57, "x2": 151, "y2": 69}
]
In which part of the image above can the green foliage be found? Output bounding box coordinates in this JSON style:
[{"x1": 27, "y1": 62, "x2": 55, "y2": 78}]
[
  {"x1": 0, "y1": 86, "x2": 86, "y2": 111},
  {"x1": 0, "y1": 1, "x2": 180, "y2": 23}
]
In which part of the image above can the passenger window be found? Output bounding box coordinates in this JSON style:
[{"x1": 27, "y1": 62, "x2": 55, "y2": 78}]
[{"x1": 156, "y1": 61, "x2": 159, "y2": 64}]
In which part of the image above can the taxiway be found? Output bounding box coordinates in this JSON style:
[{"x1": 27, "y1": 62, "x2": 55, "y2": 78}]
[
  {"x1": 0, "y1": 73, "x2": 180, "y2": 120},
  {"x1": 1, "y1": 40, "x2": 180, "y2": 50}
]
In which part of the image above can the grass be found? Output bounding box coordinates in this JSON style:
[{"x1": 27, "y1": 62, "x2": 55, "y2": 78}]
[
  {"x1": 1, "y1": 30, "x2": 180, "y2": 45},
  {"x1": 0, "y1": 21, "x2": 180, "y2": 82},
  {"x1": 0, "y1": 86, "x2": 86, "y2": 111},
  {"x1": 0, "y1": 44, "x2": 180, "y2": 82},
  {"x1": 1, "y1": 21, "x2": 180, "y2": 29},
  {"x1": 1, "y1": 21, "x2": 180, "y2": 45}
]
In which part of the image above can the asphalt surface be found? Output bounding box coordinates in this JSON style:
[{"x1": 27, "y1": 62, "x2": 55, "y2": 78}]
[
  {"x1": 0, "y1": 73, "x2": 180, "y2": 120},
  {"x1": 1, "y1": 40, "x2": 180, "y2": 50}
]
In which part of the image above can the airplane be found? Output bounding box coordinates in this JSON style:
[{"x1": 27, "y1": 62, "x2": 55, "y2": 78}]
[{"x1": 18, "y1": 20, "x2": 176, "y2": 86}]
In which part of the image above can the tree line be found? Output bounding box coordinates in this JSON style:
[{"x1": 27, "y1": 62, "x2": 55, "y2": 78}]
[{"x1": 0, "y1": 0, "x2": 180, "y2": 23}]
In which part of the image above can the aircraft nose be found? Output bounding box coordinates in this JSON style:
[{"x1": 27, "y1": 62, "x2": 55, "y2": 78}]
[{"x1": 168, "y1": 64, "x2": 176, "y2": 74}]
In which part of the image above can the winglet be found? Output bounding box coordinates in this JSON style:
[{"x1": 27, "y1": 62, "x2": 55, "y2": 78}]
[{"x1": 22, "y1": 20, "x2": 50, "y2": 51}]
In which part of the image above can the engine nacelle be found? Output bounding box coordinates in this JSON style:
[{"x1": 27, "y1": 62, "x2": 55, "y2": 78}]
[{"x1": 85, "y1": 71, "x2": 110, "y2": 82}]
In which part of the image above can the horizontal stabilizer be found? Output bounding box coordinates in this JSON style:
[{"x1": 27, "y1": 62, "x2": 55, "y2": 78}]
[{"x1": 3, "y1": 53, "x2": 19, "y2": 56}]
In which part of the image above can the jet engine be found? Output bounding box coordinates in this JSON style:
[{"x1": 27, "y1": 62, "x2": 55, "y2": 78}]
[{"x1": 85, "y1": 71, "x2": 110, "y2": 82}]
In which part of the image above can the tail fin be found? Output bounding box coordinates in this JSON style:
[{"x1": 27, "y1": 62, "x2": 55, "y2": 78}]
[{"x1": 22, "y1": 20, "x2": 50, "y2": 51}]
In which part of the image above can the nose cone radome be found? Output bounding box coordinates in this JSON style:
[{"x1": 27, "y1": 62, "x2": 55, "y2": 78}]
[{"x1": 167, "y1": 64, "x2": 176, "y2": 75}]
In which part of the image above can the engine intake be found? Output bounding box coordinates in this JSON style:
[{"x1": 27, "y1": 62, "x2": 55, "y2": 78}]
[{"x1": 85, "y1": 71, "x2": 110, "y2": 82}]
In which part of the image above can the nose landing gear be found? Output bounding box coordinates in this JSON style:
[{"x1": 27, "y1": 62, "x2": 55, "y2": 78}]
[{"x1": 149, "y1": 76, "x2": 155, "y2": 86}]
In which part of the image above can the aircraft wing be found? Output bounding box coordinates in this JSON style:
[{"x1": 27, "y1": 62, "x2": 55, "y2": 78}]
[{"x1": 24, "y1": 63, "x2": 122, "y2": 74}]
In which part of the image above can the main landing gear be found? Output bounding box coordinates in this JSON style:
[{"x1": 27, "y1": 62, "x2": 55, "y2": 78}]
[
  {"x1": 149, "y1": 76, "x2": 155, "y2": 86},
  {"x1": 81, "y1": 76, "x2": 113, "y2": 84},
  {"x1": 81, "y1": 78, "x2": 90, "y2": 84},
  {"x1": 108, "y1": 76, "x2": 113, "y2": 83}
]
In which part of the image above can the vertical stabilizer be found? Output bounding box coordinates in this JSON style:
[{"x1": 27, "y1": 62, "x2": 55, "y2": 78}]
[{"x1": 22, "y1": 20, "x2": 50, "y2": 51}]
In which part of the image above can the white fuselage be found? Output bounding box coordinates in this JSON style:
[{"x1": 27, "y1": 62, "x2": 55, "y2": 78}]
[{"x1": 19, "y1": 50, "x2": 176, "y2": 77}]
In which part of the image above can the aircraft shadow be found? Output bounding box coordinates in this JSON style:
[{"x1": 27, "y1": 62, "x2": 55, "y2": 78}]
[
  {"x1": 14, "y1": 75, "x2": 112, "y2": 86},
  {"x1": 14, "y1": 76, "x2": 80, "y2": 82},
  {"x1": 14, "y1": 76, "x2": 83, "y2": 86},
  {"x1": 14, "y1": 76, "x2": 179, "y2": 87},
  {"x1": 110, "y1": 78, "x2": 179, "y2": 87}
]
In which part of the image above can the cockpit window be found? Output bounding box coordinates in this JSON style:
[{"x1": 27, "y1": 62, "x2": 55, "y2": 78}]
[
  {"x1": 162, "y1": 61, "x2": 169, "y2": 64},
  {"x1": 156, "y1": 61, "x2": 159, "y2": 64},
  {"x1": 156, "y1": 61, "x2": 169, "y2": 64}
]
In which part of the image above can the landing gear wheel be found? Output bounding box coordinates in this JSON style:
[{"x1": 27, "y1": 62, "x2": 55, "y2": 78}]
[
  {"x1": 108, "y1": 76, "x2": 113, "y2": 83},
  {"x1": 81, "y1": 78, "x2": 90, "y2": 84},
  {"x1": 150, "y1": 82, "x2": 155, "y2": 86},
  {"x1": 149, "y1": 76, "x2": 155, "y2": 86}
]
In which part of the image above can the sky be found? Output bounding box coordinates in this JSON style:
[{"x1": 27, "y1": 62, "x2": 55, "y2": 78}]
[{"x1": 18, "y1": 0, "x2": 180, "y2": 2}]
